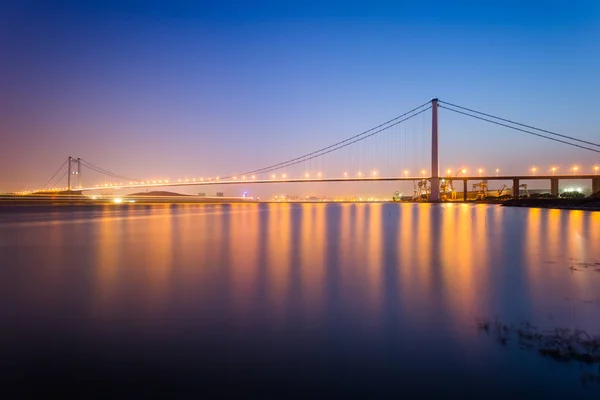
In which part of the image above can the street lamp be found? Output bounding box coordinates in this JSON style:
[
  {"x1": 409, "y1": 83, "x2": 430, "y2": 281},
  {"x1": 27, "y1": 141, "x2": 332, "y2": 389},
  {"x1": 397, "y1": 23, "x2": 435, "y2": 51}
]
[
  {"x1": 447, "y1": 169, "x2": 452, "y2": 176},
  {"x1": 478, "y1": 168, "x2": 483, "y2": 176},
  {"x1": 551, "y1": 167, "x2": 556, "y2": 176},
  {"x1": 531, "y1": 167, "x2": 537, "y2": 176},
  {"x1": 595, "y1": 166, "x2": 599, "y2": 175},
  {"x1": 404, "y1": 170, "x2": 408, "y2": 177},
  {"x1": 573, "y1": 166, "x2": 578, "y2": 175},
  {"x1": 461, "y1": 169, "x2": 467, "y2": 175},
  {"x1": 421, "y1": 169, "x2": 426, "y2": 176},
  {"x1": 495, "y1": 168, "x2": 500, "y2": 176}
]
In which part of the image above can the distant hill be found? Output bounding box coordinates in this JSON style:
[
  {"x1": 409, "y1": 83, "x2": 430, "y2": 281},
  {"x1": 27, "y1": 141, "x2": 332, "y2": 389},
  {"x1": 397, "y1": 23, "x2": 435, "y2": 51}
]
[{"x1": 127, "y1": 191, "x2": 189, "y2": 197}]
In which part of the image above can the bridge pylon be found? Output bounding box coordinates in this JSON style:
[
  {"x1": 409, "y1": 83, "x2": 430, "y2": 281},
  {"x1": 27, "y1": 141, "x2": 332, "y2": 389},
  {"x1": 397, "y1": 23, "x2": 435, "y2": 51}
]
[{"x1": 430, "y1": 98, "x2": 440, "y2": 201}]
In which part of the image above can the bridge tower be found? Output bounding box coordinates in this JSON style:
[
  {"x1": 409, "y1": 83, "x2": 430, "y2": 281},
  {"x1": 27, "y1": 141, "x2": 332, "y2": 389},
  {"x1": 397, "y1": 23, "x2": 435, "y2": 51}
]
[
  {"x1": 430, "y1": 98, "x2": 440, "y2": 201},
  {"x1": 67, "y1": 156, "x2": 72, "y2": 191},
  {"x1": 67, "y1": 156, "x2": 82, "y2": 191}
]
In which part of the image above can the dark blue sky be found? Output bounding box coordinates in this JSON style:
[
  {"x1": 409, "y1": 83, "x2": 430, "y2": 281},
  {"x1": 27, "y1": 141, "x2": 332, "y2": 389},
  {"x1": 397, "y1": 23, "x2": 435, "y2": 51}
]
[{"x1": 2, "y1": 1, "x2": 599, "y2": 195}]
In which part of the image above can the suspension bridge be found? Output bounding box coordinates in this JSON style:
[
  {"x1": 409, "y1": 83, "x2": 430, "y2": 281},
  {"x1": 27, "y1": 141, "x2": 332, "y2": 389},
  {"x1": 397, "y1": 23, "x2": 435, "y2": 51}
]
[{"x1": 13, "y1": 99, "x2": 600, "y2": 201}]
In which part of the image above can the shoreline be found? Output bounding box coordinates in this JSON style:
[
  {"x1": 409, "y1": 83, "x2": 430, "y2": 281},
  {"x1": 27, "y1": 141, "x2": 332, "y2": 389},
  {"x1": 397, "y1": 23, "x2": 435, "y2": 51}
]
[{"x1": 0, "y1": 198, "x2": 599, "y2": 211}]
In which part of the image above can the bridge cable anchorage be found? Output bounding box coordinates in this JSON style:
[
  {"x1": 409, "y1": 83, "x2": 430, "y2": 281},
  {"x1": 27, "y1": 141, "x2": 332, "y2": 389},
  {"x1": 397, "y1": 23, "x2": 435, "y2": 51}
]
[
  {"x1": 39, "y1": 158, "x2": 69, "y2": 191},
  {"x1": 439, "y1": 100, "x2": 600, "y2": 148},
  {"x1": 79, "y1": 158, "x2": 140, "y2": 182},
  {"x1": 229, "y1": 102, "x2": 432, "y2": 179},
  {"x1": 438, "y1": 105, "x2": 600, "y2": 154}
]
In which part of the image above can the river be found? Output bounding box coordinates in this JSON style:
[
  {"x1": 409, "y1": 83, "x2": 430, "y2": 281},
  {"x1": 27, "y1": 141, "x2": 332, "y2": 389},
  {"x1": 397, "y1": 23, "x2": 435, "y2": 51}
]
[{"x1": 1, "y1": 203, "x2": 599, "y2": 398}]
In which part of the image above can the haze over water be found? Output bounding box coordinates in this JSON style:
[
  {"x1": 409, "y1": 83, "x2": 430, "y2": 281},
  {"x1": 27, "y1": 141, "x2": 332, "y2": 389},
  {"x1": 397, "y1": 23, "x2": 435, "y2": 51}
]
[{"x1": 2, "y1": 203, "x2": 600, "y2": 397}]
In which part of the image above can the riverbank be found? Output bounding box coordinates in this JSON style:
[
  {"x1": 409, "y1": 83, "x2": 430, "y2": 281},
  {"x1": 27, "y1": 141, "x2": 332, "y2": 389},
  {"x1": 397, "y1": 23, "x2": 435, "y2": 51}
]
[{"x1": 501, "y1": 197, "x2": 600, "y2": 211}]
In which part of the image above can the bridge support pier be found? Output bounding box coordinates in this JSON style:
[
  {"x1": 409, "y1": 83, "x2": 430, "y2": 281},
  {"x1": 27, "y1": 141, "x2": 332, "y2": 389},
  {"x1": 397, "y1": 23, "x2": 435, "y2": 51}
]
[
  {"x1": 430, "y1": 98, "x2": 440, "y2": 201},
  {"x1": 463, "y1": 179, "x2": 468, "y2": 201},
  {"x1": 550, "y1": 178, "x2": 559, "y2": 197},
  {"x1": 512, "y1": 178, "x2": 519, "y2": 198},
  {"x1": 593, "y1": 178, "x2": 600, "y2": 194}
]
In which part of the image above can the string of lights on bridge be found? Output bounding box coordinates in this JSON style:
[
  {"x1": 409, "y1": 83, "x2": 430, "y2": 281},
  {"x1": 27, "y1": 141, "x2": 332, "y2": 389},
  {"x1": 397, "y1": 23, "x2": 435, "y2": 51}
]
[{"x1": 11, "y1": 163, "x2": 600, "y2": 196}]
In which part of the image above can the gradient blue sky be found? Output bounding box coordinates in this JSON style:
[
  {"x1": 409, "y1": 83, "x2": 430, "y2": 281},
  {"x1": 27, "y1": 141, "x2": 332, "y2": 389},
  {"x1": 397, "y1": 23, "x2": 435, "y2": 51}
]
[{"x1": 1, "y1": 0, "x2": 599, "y2": 195}]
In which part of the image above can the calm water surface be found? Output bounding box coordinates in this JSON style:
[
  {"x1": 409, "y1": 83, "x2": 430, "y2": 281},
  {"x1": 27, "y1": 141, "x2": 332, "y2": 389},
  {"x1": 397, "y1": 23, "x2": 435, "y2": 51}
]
[{"x1": 1, "y1": 203, "x2": 600, "y2": 398}]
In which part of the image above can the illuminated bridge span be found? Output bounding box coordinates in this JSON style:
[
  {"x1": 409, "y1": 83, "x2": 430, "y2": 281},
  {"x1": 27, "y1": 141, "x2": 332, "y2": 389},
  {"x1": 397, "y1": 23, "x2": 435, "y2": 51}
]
[{"x1": 21, "y1": 99, "x2": 600, "y2": 200}]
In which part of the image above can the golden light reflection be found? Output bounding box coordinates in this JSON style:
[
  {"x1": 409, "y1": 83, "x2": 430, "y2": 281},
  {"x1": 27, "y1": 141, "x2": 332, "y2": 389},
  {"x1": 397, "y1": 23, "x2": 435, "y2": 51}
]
[
  {"x1": 365, "y1": 203, "x2": 383, "y2": 315},
  {"x1": 301, "y1": 203, "x2": 326, "y2": 317},
  {"x1": 267, "y1": 203, "x2": 292, "y2": 320}
]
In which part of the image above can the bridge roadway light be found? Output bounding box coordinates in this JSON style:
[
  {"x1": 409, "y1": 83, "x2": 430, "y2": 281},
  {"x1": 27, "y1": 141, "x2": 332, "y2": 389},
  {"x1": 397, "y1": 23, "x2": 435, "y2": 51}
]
[
  {"x1": 531, "y1": 167, "x2": 536, "y2": 176},
  {"x1": 478, "y1": 168, "x2": 483, "y2": 176},
  {"x1": 252, "y1": 175, "x2": 256, "y2": 180},
  {"x1": 358, "y1": 171, "x2": 362, "y2": 177},
  {"x1": 447, "y1": 169, "x2": 452, "y2": 175},
  {"x1": 317, "y1": 172, "x2": 322, "y2": 178},
  {"x1": 282, "y1": 173, "x2": 287, "y2": 179},
  {"x1": 573, "y1": 166, "x2": 578, "y2": 175},
  {"x1": 404, "y1": 170, "x2": 408, "y2": 177},
  {"x1": 344, "y1": 172, "x2": 348, "y2": 177},
  {"x1": 461, "y1": 169, "x2": 467, "y2": 175},
  {"x1": 595, "y1": 166, "x2": 599, "y2": 175},
  {"x1": 272, "y1": 174, "x2": 276, "y2": 179},
  {"x1": 551, "y1": 167, "x2": 556, "y2": 176},
  {"x1": 372, "y1": 170, "x2": 377, "y2": 177},
  {"x1": 496, "y1": 168, "x2": 500, "y2": 176}
]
